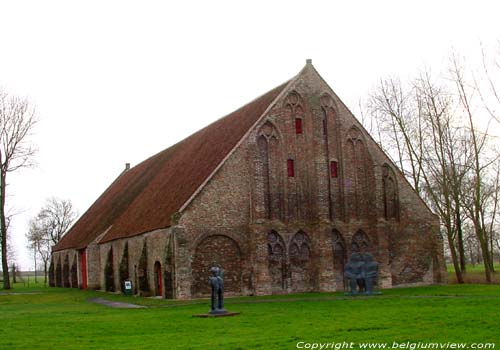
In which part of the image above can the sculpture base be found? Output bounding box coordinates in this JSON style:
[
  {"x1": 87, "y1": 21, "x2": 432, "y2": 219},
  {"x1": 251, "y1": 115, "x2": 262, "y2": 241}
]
[
  {"x1": 209, "y1": 308, "x2": 228, "y2": 315},
  {"x1": 344, "y1": 291, "x2": 382, "y2": 296},
  {"x1": 192, "y1": 311, "x2": 240, "y2": 318}
]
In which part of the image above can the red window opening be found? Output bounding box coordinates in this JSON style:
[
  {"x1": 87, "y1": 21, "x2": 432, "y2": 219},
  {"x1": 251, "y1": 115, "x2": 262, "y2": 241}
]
[
  {"x1": 330, "y1": 161, "x2": 338, "y2": 178},
  {"x1": 287, "y1": 159, "x2": 295, "y2": 177},
  {"x1": 295, "y1": 118, "x2": 303, "y2": 134}
]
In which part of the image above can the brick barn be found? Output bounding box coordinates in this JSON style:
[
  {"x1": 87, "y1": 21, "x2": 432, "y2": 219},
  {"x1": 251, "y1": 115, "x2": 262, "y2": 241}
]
[{"x1": 51, "y1": 60, "x2": 446, "y2": 298}]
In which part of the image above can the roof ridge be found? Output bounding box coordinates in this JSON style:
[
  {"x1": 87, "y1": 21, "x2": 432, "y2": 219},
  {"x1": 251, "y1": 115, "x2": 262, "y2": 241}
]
[{"x1": 96, "y1": 79, "x2": 291, "y2": 244}]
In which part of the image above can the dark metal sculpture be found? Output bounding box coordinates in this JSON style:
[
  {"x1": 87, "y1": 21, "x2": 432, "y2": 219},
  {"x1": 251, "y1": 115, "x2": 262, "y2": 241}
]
[
  {"x1": 209, "y1": 266, "x2": 227, "y2": 314},
  {"x1": 344, "y1": 252, "x2": 380, "y2": 295}
]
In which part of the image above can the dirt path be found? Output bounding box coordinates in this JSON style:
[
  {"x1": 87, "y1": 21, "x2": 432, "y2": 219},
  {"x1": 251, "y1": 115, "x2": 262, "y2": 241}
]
[{"x1": 87, "y1": 297, "x2": 146, "y2": 309}]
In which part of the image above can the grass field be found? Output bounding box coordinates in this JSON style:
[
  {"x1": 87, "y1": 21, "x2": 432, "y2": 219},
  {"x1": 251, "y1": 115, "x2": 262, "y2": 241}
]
[{"x1": 1, "y1": 283, "x2": 499, "y2": 350}]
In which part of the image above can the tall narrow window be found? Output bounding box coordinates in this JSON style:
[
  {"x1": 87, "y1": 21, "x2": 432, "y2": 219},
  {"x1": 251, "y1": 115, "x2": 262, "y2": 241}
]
[
  {"x1": 330, "y1": 161, "x2": 338, "y2": 178},
  {"x1": 295, "y1": 118, "x2": 303, "y2": 134},
  {"x1": 287, "y1": 159, "x2": 295, "y2": 177},
  {"x1": 322, "y1": 118, "x2": 327, "y2": 136}
]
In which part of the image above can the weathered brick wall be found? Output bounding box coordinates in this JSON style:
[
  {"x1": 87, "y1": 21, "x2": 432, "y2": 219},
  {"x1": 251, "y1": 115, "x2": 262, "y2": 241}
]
[
  {"x1": 55, "y1": 62, "x2": 445, "y2": 298},
  {"x1": 191, "y1": 234, "x2": 242, "y2": 297},
  {"x1": 51, "y1": 249, "x2": 79, "y2": 288},
  {"x1": 97, "y1": 228, "x2": 171, "y2": 296},
  {"x1": 86, "y1": 242, "x2": 101, "y2": 289},
  {"x1": 178, "y1": 62, "x2": 445, "y2": 298},
  {"x1": 179, "y1": 142, "x2": 253, "y2": 299}
]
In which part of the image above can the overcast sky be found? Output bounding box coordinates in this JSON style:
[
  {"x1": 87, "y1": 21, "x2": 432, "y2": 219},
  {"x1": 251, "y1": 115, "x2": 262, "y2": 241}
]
[{"x1": 1, "y1": 0, "x2": 499, "y2": 269}]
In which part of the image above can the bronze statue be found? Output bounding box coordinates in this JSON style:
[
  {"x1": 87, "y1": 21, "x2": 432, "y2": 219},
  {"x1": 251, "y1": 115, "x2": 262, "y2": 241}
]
[
  {"x1": 344, "y1": 253, "x2": 364, "y2": 294},
  {"x1": 209, "y1": 266, "x2": 227, "y2": 314},
  {"x1": 344, "y1": 252, "x2": 379, "y2": 295},
  {"x1": 361, "y1": 253, "x2": 379, "y2": 294}
]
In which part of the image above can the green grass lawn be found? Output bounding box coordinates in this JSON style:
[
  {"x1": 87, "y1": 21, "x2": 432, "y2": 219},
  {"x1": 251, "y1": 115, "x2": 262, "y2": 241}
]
[{"x1": 1, "y1": 284, "x2": 499, "y2": 350}]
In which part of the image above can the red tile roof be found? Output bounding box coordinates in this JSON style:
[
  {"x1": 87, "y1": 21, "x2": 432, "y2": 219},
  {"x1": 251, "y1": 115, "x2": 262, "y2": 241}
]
[{"x1": 54, "y1": 81, "x2": 288, "y2": 251}]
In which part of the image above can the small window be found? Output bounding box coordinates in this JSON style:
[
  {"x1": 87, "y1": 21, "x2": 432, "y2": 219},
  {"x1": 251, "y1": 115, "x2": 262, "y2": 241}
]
[
  {"x1": 295, "y1": 118, "x2": 303, "y2": 134},
  {"x1": 330, "y1": 161, "x2": 338, "y2": 178},
  {"x1": 287, "y1": 159, "x2": 295, "y2": 177},
  {"x1": 323, "y1": 118, "x2": 327, "y2": 136}
]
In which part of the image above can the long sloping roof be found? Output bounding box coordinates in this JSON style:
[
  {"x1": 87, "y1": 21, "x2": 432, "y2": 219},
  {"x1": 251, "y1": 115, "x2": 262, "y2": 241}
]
[{"x1": 54, "y1": 81, "x2": 288, "y2": 251}]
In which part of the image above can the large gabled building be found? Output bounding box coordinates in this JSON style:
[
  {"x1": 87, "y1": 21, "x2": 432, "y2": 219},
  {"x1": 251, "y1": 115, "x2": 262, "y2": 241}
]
[{"x1": 51, "y1": 60, "x2": 446, "y2": 298}]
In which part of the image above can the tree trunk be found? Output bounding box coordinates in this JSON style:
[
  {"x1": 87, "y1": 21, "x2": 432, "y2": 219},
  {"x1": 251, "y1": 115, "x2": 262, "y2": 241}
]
[
  {"x1": 0, "y1": 171, "x2": 10, "y2": 289},
  {"x1": 446, "y1": 227, "x2": 464, "y2": 283},
  {"x1": 474, "y1": 223, "x2": 492, "y2": 283},
  {"x1": 43, "y1": 260, "x2": 48, "y2": 285},
  {"x1": 489, "y1": 231, "x2": 495, "y2": 272},
  {"x1": 12, "y1": 264, "x2": 17, "y2": 284},
  {"x1": 456, "y1": 207, "x2": 466, "y2": 273},
  {"x1": 34, "y1": 248, "x2": 38, "y2": 283},
  {"x1": 478, "y1": 232, "x2": 492, "y2": 283}
]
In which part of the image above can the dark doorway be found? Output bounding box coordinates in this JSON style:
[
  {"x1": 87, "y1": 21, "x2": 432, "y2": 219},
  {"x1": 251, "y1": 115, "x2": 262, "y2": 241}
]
[{"x1": 154, "y1": 261, "x2": 163, "y2": 297}]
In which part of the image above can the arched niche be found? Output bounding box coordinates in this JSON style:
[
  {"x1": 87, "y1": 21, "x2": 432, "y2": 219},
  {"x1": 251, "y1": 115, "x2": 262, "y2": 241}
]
[
  {"x1": 289, "y1": 230, "x2": 313, "y2": 292},
  {"x1": 345, "y1": 126, "x2": 374, "y2": 220},
  {"x1": 55, "y1": 257, "x2": 62, "y2": 287},
  {"x1": 267, "y1": 230, "x2": 286, "y2": 293},
  {"x1": 382, "y1": 164, "x2": 399, "y2": 220},
  {"x1": 351, "y1": 230, "x2": 370, "y2": 253},
  {"x1": 191, "y1": 235, "x2": 242, "y2": 297},
  {"x1": 104, "y1": 247, "x2": 115, "y2": 292},
  {"x1": 62, "y1": 254, "x2": 70, "y2": 288},
  {"x1": 331, "y1": 229, "x2": 347, "y2": 290},
  {"x1": 256, "y1": 121, "x2": 283, "y2": 220},
  {"x1": 70, "y1": 254, "x2": 78, "y2": 288}
]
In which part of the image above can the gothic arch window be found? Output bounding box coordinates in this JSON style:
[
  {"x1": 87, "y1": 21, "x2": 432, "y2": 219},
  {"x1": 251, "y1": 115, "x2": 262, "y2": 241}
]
[
  {"x1": 257, "y1": 121, "x2": 282, "y2": 220},
  {"x1": 351, "y1": 230, "x2": 370, "y2": 253},
  {"x1": 382, "y1": 164, "x2": 399, "y2": 220},
  {"x1": 320, "y1": 93, "x2": 343, "y2": 220},
  {"x1": 285, "y1": 91, "x2": 306, "y2": 135},
  {"x1": 345, "y1": 126, "x2": 372, "y2": 220},
  {"x1": 320, "y1": 93, "x2": 336, "y2": 138},
  {"x1": 289, "y1": 230, "x2": 313, "y2": 292},
  {"x1": 268, "y1": 230, "x2": 286, "y2": 292},
  {"x1": 331, "y1": 229, "x2": 347, "y2": 290}
]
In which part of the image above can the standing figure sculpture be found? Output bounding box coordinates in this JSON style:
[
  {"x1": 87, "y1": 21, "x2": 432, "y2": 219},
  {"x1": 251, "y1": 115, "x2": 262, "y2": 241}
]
[
  {"x1": 344, "y1": 253, "x2": 364, "y2": 295},
  {"x1": 344, "y1": 252, "x2": 380, "y2": 295},
  {"x1": 209, "y1": 266, "x2": 227, "y2": 314},
  {"x1": 361, "y1": 253, "x2": 379, "y2": 294}
]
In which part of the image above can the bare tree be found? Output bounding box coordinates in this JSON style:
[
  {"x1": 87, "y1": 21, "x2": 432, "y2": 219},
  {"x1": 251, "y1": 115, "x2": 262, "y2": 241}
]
[
  {"x1": 36, "y1": 197, "x2": 78, "y2": 245},
  {"x1": 26, "y1": 198, "x2": 77, "y2": 283},
  {"x1": 26, "y1": 235, "x2": 39, "y2": 283},
  {"x1": 26, "y1": 218, "x2": 50, "y2": 284},
  {"x1": 450, "y1": 53, "x2": 498, "y2": 282},
  {"x1": 0, "y1": 89, "x2": 37, "y2": 289},
  {"x1": 367, "y1": 77, "x2": 424, "y2": 194},
  {"x1": 367, "y1": 71, "x2": 469, "y2": 283}
]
